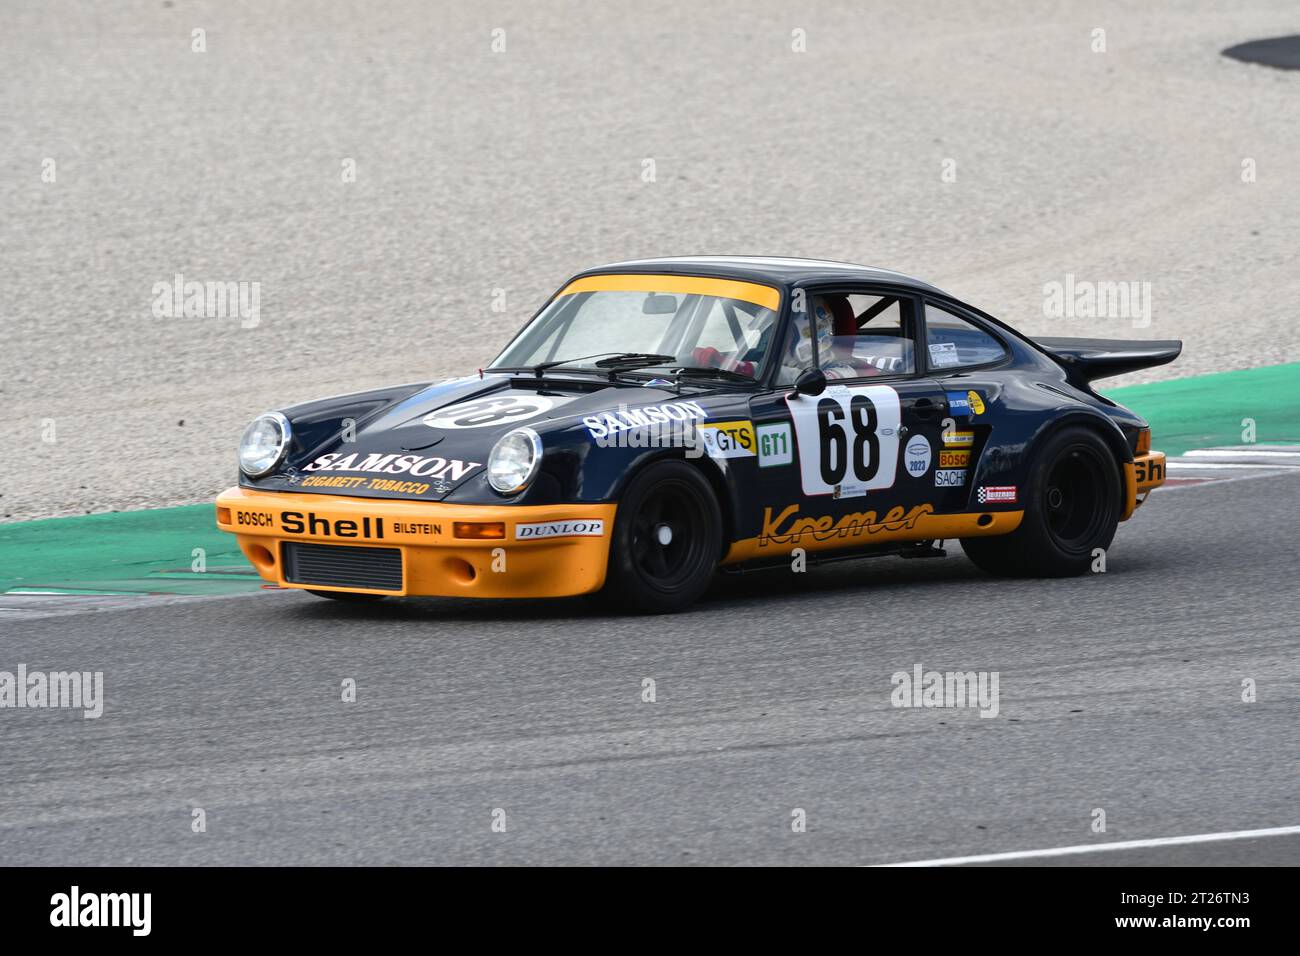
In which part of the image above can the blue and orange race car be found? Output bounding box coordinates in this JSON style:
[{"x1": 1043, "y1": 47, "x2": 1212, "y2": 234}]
[{"x1": 216, "y1": 257, "x2": 1178, "y2": 613}]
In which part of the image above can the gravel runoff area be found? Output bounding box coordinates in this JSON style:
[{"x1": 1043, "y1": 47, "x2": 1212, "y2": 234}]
[{"x1": 2, "y1": 1, "x2": 1298, "y2": 520}]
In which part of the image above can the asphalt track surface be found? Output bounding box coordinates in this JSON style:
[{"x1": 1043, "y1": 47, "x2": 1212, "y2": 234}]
[{"x1": 2, "y1": 471, "x2": 1296, "y2": 866}]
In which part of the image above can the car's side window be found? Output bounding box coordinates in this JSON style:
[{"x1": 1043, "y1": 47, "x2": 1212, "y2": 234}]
[
  {"x1": 776, "y1": 291, "x2": 917, "y2": 384},
  {"x1": 775, "y1": 305, "x2": 817, "y2": 386},
  {"x1": 924, "y1": 303, "x2": 1007, "y2": 370},
  {"x1": 834, "y1": 293, "x2": 915, "y2": 377}
]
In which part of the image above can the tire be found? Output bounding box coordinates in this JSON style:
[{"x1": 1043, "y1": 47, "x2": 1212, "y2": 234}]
[
  {"x1": 597, "y1": 459, "x2": 723, "y2": 614},
  {"x1": 306, "y1": 589, "x2": 387, "y2": 603},
  {"x1": 962, "y1": 425, "x2": 1122, "y2": 577}
]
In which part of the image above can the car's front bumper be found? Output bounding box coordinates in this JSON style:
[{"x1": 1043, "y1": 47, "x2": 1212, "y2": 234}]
[
  {"x1": 215, "y1": 488, "x2": 616, "y2": 598},
  {"x1": 1121, "y1": 450, "x2": 1167, "y2": 520}
]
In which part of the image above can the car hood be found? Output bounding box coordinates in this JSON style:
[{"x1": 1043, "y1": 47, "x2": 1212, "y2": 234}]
[{"x1": 246, "y1": 373, "x2": 723, "y2": 501}]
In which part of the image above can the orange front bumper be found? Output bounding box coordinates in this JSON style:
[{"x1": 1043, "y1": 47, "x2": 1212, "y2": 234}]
[
  {"x1": 215, "y1": 487, "x2": 616, "y2": 598},
  {"x1": 1121, "y1": 450, "x2": 1167, "y2": 521}
]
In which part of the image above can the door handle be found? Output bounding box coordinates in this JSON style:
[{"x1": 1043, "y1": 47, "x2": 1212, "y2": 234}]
[{"x1": 912, "y1": 397, "x2": 937, "y2": 420}]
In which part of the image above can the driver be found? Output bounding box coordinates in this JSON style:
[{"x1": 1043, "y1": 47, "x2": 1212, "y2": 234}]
[
  {"x1": 784, "y1": 294, "x2": 872, "y2": 380},
  {"x1": 815, "y1": 295, "x2": 861, "y2": 379}
]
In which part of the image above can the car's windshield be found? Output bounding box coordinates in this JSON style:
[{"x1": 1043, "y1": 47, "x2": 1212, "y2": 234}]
[{"x1": 490, "y1": 279, "x2": 782, "y2": 381}]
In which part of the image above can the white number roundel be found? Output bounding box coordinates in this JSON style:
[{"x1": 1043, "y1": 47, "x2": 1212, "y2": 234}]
[
  {"x1": 785, "y1": 384, "x2": 901, "y2": 498},
  {"x1": 423, "y1": 396, "x2": 553, "y2": 429}
]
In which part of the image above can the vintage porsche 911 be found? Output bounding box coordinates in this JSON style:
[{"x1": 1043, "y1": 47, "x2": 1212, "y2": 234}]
[{"x1": 216, "y1": 257, "x2": 1178, "y2": 613}]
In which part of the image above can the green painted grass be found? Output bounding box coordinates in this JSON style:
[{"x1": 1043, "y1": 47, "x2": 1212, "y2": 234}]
[
  {"x1": 0, "y1": 503, "x2": 260, "y2": 595},
  {"x1": 1, "y1": 362, "x2": 1297, "y2": 595},
  {"x1": 1105, "y1": 362, "x2": 1300, "y2": 457}
]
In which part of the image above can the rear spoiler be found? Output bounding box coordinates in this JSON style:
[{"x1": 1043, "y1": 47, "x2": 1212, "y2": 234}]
[{"x1": 1034, "y1": 336, "x2": 1182, "y2": 384}]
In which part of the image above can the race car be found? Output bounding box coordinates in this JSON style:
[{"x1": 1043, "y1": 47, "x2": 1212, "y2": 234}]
[{"x1": 216, "y1": 257, "x2": 1179, "y2": 613}]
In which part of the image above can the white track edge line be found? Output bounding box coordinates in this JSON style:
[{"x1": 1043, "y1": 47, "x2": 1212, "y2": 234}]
[
  {"x1": 1184, "y1": 449, "x2": 1300, "y2": 458},
  {"x1": 1166, "y1": 461, "x2": 1288, "y2": 470},
  {"x1": 873, "y1": 824, "x2": 1300, "y2": 867}
]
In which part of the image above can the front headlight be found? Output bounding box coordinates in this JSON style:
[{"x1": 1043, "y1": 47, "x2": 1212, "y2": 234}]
[
  {"x1": 487, "y1": 427, "x2": 542, "y2": 494},
  {"x1": 239, "y1": 412, "x2": 291, "y2": 477}
]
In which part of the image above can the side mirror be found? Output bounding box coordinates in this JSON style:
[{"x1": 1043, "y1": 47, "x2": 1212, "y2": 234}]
[{"x1": 790, "y1": 367, "x2": 827, "y2": 398}]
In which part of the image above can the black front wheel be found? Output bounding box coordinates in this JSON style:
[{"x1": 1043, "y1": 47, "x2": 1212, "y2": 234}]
[
  {"x1": 962, "y1": 425, "x2": 1122, "y2": 577},
  {"x1": 598, "y1": 460, "x2": 722, "y2": 614}
]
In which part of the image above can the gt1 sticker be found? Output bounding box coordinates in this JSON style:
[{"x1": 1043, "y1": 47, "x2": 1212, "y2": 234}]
[
  {"x1": 976, "y1": 485, "x2": 1017, "y2": 504},
  {"x1": 929, "y1": 342, "x2": 960, "y2": 367},
  {"x1": 785, "y1": 384, "x2": 901, "y2": 497},
  {"x1": 516, "y1": 519, "x2": 606, "y2": 539},
  {"x1": 935, "y1": 469, "x2": 966, "y2": 487},
  {"x1": 903, "y1": 435, "x2": 931, "y2": 478},
  {"x1": 756, "y1": 422, "x2": 793, "y2": 468},
  {"x1": 424, "y1": 395, "x2": 554, "y2": 429},
  {"x1": 698, "y1": 420, "x2": 756, "y2": 459}
]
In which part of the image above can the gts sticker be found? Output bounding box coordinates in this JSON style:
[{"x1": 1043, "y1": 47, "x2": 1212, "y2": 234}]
[{"x1": 698, "y1": 420, "x2": 756, "y2": 459}]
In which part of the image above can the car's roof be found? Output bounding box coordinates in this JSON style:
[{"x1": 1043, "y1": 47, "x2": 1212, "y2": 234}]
[{"x1": 576, "y1": 256, "x2": 946, "y2": 296}]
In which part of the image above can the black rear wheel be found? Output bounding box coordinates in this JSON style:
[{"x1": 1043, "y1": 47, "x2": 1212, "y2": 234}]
[
  {"x1": 598, "y1": 460, "x2": 722, "y2": 614},
  {"x1": 1042, "y1": 441, "x2": 1113, "y2": 551},
  {"x1": 962, "y1": 425, "x2": 1121, "y2": 577}
]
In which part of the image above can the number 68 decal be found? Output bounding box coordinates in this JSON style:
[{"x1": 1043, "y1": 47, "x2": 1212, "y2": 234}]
[{"x1": 785, "y1": 385, "x2": 901, "y2": 497}]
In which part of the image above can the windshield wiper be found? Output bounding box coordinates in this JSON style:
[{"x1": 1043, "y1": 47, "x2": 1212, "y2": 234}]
[
  {"x1": 586, "y1": 354, "x2": 679, "y2": 382},
  {"x1": 669, "y1": 365, "x2": 755, "y2": 383},
  {"x1": 592, "y1": 353, "x2": 677, "y2": 368},
  {"x1": 493, "y1": 354, "x2": 754, "y2": 385},
  {"x1": 491, "y1": 352, "x2": 673, "y2": 379}
]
